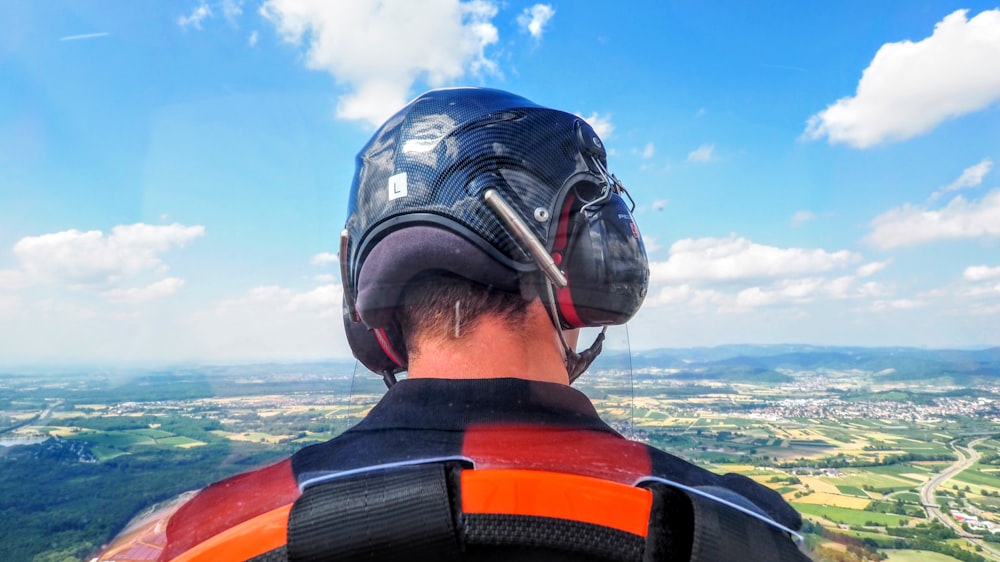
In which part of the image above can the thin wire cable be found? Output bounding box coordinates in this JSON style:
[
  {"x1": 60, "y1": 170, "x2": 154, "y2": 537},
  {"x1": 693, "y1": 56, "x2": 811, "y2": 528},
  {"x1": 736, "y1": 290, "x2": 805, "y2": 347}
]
[
  {"x1": 346, "y1": 360, "x2": 359, "y2": 430},
  {"x1": 625, "y1": 323, "x2": 635, "y2": 439}
]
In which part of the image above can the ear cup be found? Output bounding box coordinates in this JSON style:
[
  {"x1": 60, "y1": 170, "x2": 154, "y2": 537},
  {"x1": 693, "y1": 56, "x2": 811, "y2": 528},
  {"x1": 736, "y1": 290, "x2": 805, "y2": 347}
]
[
  {"x1": 343, "y1": 298, "x2": 408, "y2": 376},
  {"x1": 549, "y1": 194, "x2": 648, "y2": 328}
]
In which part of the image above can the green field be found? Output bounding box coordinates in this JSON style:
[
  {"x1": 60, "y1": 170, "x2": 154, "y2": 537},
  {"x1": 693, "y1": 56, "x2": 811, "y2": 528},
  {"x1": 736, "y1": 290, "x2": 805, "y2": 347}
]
[
  {"x1": 156, "y1": 436, "x2": 205, "y2": 447},
  {"x1": 952, "y1": 468, "x2": 1000, "y2": 490},
  {"x1": 892, "y1": 492, "x2": 922, "y2": 503},
  {"x1": 884, "y1": 549, "x2": 963, "y2": 562},
  {"x1": 836, "y1": 471, "x2": 920, "y2": 492},
  {"x1": 835, "y1": 484, "x2": 869, "y2": 497},
  {"x1": 793, "y1": 503, "x2": 918, "y2": 526}
]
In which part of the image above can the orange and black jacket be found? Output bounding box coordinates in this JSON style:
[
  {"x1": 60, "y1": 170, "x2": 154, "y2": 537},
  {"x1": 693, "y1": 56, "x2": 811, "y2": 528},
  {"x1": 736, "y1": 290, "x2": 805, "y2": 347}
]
[{"x1": 94, "y1": 379, "x2": 807, "y2": 561}]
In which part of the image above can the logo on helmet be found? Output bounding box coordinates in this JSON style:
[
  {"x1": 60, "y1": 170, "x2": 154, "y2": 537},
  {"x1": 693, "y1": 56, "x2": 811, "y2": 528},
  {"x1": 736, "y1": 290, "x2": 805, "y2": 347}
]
[{"x1": 388, "y1": 172, "x2": 408, "y2": 201}]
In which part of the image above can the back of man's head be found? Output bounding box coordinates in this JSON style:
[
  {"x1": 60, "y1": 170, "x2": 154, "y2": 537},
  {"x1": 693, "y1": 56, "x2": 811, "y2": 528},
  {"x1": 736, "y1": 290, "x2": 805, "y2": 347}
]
[{"x1": 339, "y1": 87, "x2": 649, "y2": 383}]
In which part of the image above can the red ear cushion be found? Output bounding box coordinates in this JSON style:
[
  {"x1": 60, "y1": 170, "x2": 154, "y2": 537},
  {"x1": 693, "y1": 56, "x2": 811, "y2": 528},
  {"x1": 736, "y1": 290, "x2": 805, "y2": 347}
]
[{"x1": 355, "y1": 226, "x2": 521, "y2": 330}]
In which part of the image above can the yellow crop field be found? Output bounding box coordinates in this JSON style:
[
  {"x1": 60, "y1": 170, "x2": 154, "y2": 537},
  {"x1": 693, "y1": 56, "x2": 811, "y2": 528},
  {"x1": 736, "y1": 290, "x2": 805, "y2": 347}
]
[
  {"x1": 792, "y1": 492, "x2": 870, "y2": 510},
  {"x1": 800, "y1": 477, "x2": 839, "y2": 494}
]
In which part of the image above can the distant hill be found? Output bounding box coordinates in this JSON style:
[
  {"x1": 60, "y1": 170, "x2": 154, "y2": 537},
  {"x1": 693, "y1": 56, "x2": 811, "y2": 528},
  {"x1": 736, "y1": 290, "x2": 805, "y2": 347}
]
[{"x1": 590, "y1": 345, "x2": 1000, "y2": 385}]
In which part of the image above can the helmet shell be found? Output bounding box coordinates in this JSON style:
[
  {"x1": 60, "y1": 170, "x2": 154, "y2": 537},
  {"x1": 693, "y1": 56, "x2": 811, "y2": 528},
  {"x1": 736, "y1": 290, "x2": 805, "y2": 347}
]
[{"x1": 343, "y1": 88, "x2": 604, "y2": 296}]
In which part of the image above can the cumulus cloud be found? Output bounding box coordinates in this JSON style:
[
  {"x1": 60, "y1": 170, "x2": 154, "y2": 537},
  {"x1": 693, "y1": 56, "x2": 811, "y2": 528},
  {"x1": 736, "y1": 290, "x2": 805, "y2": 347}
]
[
  {"x1": 640, "y1": 142, "x2": 655, "y2": 159},
  {"x1": 222, "y1": 0, "x2": 244, "y2": 23},
  {"x1": 866, "y1": 188, "x2": 1000, "y2": 249},
  {"x1": 0, "y1": 270, "x2": 27, "y2": 291},
  {"x1": 735, "y1": 278, "x2": 828, "y2": 308},
  {"x1": 178, "y1": 3, "x2": 213, "y2": 30},
  {"x1": 285, "y1": 283, "x2": 340, "y2": 314},
  {"x1": 650, "y1": 235, "x2": 860, "y2": 283},
  {"x1": 964, "y1": 264, "x2": 1000, "y2": 281},
  {"x1": 216, "y1": 282, "x2": 342, "y2": 318},
  {"x1": 102, "y1": 278, "x2": 186, "y2": 304},
  {"x1": 12, "y1": 223, "x2": 205, "y2": 287},
  {"x1": 687, "y1": 144, "x2": 716, "y2": 163},
  {"x1": 261, "y1": 0, "x2": 501, "y2": 125},
  {"x1": 646, "y1": 284, "x2": 725, "y2": 309},
  {"x1": 187, "y1": 282, "x2": 349, "y2": 361},
  {"x1": 310, "y1": 251, "x2": 338, "y2": 266},
  {"x1": 577, "y1": 112, "x2": 614, "y2": 140},
  {"x1": 942, "y1": 158, "x2": 993, "y2": 193},
  {"x1": 640, "y1": 236, "x2": 882, "y2": 312},
  {"x1": 803, "y1": 9, "x2": 1000, "y2": 148},
  {"x1": 857, "y1": 260, "x2": 891, "y2": 278},
  {"x1": 517, "y1": 4, "x2": 555, "y2": 39},
  {"x1": 871, "y1": 298, "x2": 925, "y2": 311}
]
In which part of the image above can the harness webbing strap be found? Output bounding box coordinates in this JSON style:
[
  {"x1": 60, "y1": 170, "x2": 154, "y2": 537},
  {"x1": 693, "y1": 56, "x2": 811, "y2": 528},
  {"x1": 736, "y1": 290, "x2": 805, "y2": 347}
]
[
  {"x1": 287, "y1": 463, "x2": 460, "y2": 562},
  {"x1": 684, "y1": 489, "x2": 810, "y2": 562}
]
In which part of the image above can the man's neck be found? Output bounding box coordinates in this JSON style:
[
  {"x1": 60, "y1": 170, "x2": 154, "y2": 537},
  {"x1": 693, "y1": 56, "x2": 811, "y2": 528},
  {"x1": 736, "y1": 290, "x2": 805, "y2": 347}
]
[{"x1": 406, "y1": 301, "x2": 571, "y2": 385}]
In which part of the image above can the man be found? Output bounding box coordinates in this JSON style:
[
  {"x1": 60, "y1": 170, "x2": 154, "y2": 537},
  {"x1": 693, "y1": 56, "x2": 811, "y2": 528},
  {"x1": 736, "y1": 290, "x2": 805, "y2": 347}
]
[{"x1": 95, "y1": 87, "x2": 806, "y2": 561}]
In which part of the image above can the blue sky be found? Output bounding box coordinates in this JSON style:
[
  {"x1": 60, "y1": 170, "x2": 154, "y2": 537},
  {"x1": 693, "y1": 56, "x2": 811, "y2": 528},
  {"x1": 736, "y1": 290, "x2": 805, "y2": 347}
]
[{"x1": 2, "y1": 1, "x2": 999, "y2": 365}]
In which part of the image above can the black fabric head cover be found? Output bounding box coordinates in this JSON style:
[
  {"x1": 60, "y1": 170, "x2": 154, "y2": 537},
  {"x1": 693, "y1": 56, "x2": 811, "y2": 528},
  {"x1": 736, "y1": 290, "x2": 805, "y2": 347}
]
[{"x1": 356, "y1": 226, "x2": 521, "y2": 330}]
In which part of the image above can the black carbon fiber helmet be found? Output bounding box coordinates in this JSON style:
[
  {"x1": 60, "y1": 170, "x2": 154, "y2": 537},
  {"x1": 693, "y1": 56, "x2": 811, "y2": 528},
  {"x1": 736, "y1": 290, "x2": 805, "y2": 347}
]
[{"x1": 340, "y1": 87, "x2": 648, "y2": 378}]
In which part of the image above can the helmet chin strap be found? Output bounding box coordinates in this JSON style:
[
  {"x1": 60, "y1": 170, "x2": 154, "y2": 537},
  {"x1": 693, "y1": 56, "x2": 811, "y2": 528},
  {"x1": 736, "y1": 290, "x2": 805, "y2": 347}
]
[{"x1": 543, "y1": 280, "x2": 606, "y2": 383}]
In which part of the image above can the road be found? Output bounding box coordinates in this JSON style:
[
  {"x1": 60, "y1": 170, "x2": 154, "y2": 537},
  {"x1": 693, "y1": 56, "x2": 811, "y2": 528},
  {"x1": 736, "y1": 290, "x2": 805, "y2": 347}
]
[
  {"x1": 918, "y1": 437, "x2": 1000, "y2": 560},
  {"x1": 0, "y1": 399, "x2": 62, "y2": 436}
]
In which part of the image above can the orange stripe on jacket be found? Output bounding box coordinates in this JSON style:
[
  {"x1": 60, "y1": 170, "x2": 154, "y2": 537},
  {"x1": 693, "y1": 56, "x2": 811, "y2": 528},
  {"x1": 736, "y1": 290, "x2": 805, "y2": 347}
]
[{"x1": 462, "y1": 469, "x2": 653, "y2": 537}]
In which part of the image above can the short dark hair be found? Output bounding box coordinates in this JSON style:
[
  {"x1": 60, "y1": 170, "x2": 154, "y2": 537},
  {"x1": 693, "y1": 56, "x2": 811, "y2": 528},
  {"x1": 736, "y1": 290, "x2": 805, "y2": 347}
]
[{"x1": 397, "y1": 273, "x2": 529, "y2": 355}]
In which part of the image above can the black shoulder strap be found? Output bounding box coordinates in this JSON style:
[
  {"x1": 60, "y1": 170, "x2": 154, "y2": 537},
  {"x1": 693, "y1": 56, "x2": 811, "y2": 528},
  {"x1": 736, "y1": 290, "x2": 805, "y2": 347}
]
[
  {"x1": 250, "y1": 462, "x2": 807, "y2": 562},
  {"x1": 288, "y1": 463, "x2": 460, "y2": 562},
  {"x1": 643, "y1": 482, "x2": 810, "y2": 562}
]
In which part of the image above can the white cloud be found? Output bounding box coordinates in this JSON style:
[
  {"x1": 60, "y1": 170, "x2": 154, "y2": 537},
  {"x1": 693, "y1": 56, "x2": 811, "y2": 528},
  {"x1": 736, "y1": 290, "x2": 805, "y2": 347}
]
[
  {"x1": 284, "y1": 283, "x2": 340, "y2": 315},
  {"x1": 735, "y1": 279, "x2": 822, "y2": 308},
  {"x1": 310, "y1": 251, "x2": 338, "y2": 266},
  {"x1": 646, "y1": 284, "x2": 725, "y2": 309},
  {"x1": 803, "y1": 9, "x2": 1000, "y2": 148},
  {"x1": 12, "y1": 223, "x2": 205, "y2": 287},
  {"x1": 187, "y1": 282, "x2": 349, "y2": 361},
  {"x1": 58, "y1": 32, "x2": 110, "y2": 42},
  {"x1": 102, "y1": 278, "x2": 186, "y2": 304},
  {"x1": 856, "y1": 260, "x2": 891, "y2": 278},
  {"x1": 871, "y1": 298, "x2": 925, "y2": 311},
  {"x1": 248, "y1": 30, "x2": 259, "y2": 46},
  {"x1": 261, "y1": 0, "x2": 501, "y2": 125},
  {"x1": 866, "y1": 188, "x2": 1000, "y2": 249},
  {"x1": 517, "y1": 4, "x2": 555, "y2": 40},
  {"x1": 687, "y1": 143, "x2": 716, "y2": 163},
  {"x1": 964, "y1": 264, "x2": 1000, "y2": 281},
  {"x1": 791, "y1": 210, "x2": 816, "y2": 227},
  {"x1": 0, "y1": 293, "x2": 20, "y2": 317},
  {"x1": 0, "y1": 269, "x2": 27, "y2": 291},
  {"x1": 640, "y1": 142, "x2": 655, "y2": 159},
  {"x1": 943, "y1": 158, "x2": 993, "y2": 193},
  {"x1": 178, "y1": 3, "x2": 213, "y2": 30},
  {"x1": 223, "y1": 0, "x2": 244, "y2": 23},
  {"x1": 650, "y1": 235, "x2": 860, "y2": 283},
  {"x1": 217, "y1": 283, "x2": 342, "y2": 318},
  {"x1": 651, "y1": 199, "x2": 668, "y2": 211},
  {"x1": 577, "y1": 112, "x2": 613, "y2": 140}
]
